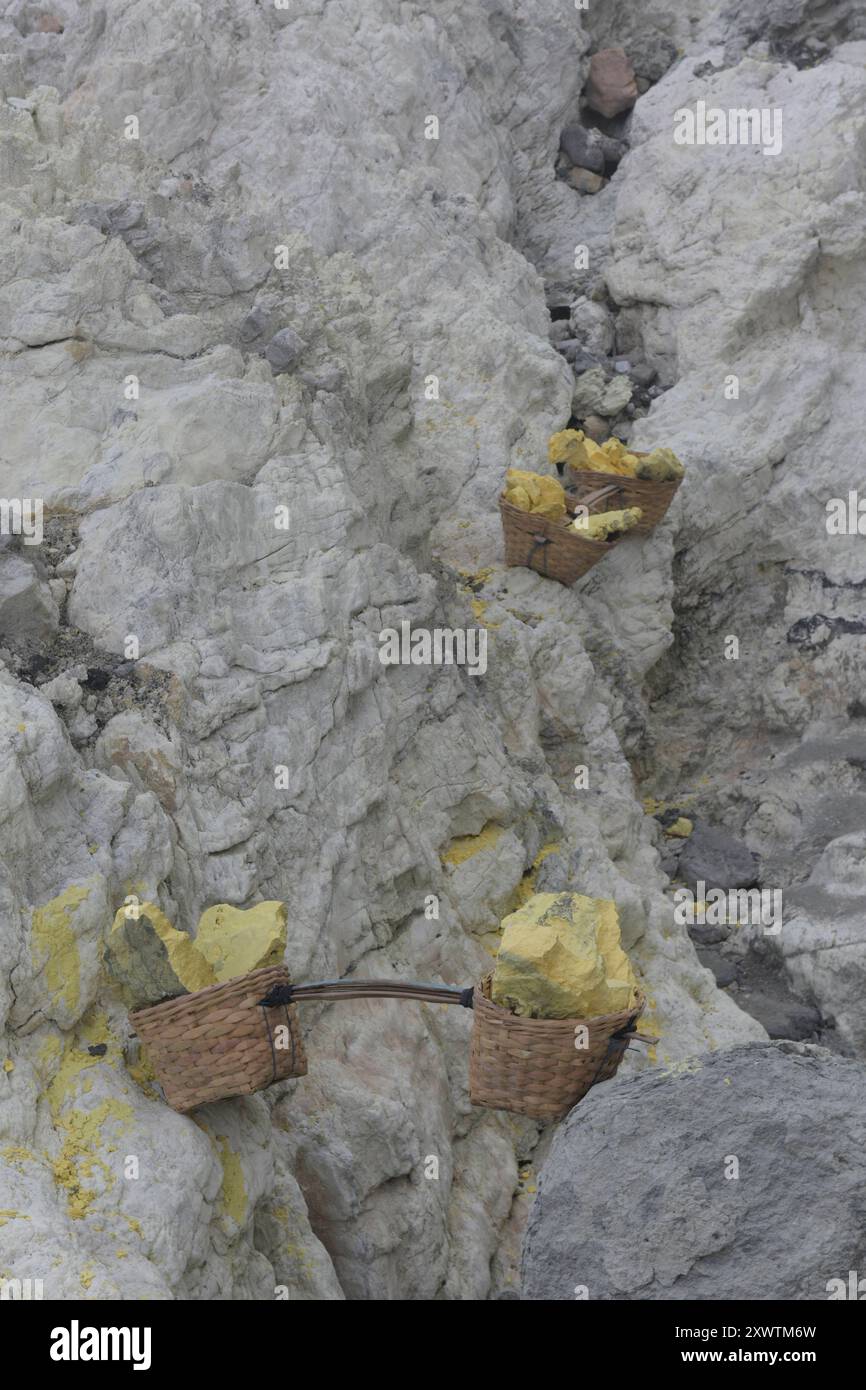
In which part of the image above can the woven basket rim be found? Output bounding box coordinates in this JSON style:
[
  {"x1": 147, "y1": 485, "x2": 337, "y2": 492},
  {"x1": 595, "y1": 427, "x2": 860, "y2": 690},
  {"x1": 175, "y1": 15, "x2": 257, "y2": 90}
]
[
  {"x1": 476, "y1": 973, "x2": 645, "y2": 1031},
  {"x1": 498, "y1": 494, "x2": 616, "y2": 550},
  {"x1": 130, "y1": 963, "x2": 289, "y2": 1024},
  {"x1": 565, "y1": 465, "x2": 681, "y2": 496}
]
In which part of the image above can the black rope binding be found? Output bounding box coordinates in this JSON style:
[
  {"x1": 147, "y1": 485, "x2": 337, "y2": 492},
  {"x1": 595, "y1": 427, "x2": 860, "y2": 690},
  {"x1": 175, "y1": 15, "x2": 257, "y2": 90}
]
[
  {"x1": 526, "y1": 534, "x2": 550, "y2": 576},
  {"x1": 258, "y1": 983, "x2": 294, "y2": 1008},
  {"x1": 260, "y1": 997, "x2": 296, "y2": 1084}
]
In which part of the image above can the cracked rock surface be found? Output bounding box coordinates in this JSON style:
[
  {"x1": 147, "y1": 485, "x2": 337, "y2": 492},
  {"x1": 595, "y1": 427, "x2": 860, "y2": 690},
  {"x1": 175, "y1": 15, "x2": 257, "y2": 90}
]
[{"x1": 0, "y1": 0, "x2": 862, "y2": 1300}]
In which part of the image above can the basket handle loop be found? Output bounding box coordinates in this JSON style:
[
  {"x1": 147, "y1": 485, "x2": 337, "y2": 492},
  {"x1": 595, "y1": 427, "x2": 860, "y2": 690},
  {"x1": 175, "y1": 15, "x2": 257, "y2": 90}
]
[{"x1": 258, "y1": 979, "x2": 475, "y2": 1009}]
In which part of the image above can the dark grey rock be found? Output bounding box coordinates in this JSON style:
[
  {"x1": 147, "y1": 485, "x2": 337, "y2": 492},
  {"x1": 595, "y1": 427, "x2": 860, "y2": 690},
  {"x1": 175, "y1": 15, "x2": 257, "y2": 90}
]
[
  {"x1": 522, "y1": 1042, "x2": 866, "y2": 1300},
  {"x1": 629, "y1": 361, "x2": 657, "y2": 388},
  {"x1": 632, "y1": 34, "x2": 678, "y2": 84},
  {"x1": 687, "y1": 922, "x2": 732, "y2": 946},
  {"x1": 73, "y1": 200, "x2": 144, "y2": 235},
  {"x1": 738, "y1": 991, "x2": 822, "y2": 1041},
  {"x1": 559, "y1": 124, "x2": 605, "y2": 175},
  {"x1": 265, "y1": 327, "x2": 306, "y2": 373},
  {"x1": 678, "y1": 819, "x2": 759, "y2": 891},
  {"x1": 596, "y1": 131, "x2": 628, "y2": 168},
  {"x1": 555, "y1": 341, "x2": 606, "y2": 374},
  {"x1": 239, "y1": 305, "x2": 270, "y2": 343},
  {"x1": 696, "y1": 947, "x2": 737, "y2": 988}
]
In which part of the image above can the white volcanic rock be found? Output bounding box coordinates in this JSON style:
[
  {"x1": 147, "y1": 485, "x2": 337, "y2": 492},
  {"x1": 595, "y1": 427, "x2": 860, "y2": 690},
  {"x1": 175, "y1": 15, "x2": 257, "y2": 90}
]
[{"x1": 7, "y1": 0, "x2": 857, "y2": 1307}]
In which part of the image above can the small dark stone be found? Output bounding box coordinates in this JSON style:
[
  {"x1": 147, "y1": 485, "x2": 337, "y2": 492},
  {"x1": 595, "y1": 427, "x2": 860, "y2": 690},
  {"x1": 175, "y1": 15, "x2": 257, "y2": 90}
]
[
  {"x1": 87, "y1": 1044, "x2": 108, "y2": 1057},
  {"x1": 737, "y1": 992, "x2": 822, "y2": 1042},
  {"x1": 239, "y1": 305, "x2": 270, "y2": 343},
  {"x1": 696, "y1": 948, "x2": 738, "y2": 988},
  {"x1": 265, "y1": 327, "x2": 306, "y2": 374},
  {"x1": 629, "y1": 361, "x2": 657, "y2": 388},
  {"x1": 688, "y1": 922, "x2": 732, "y2": 946},
  {"x1": 679, "y1": 820, "x2": 760, "y2": 892},
  {"x1": 84, "y1": 668, "x2": 112, "y2": 691},
  {"x1": 559, "y1": 124, "x2": 605, "y2": 175}
]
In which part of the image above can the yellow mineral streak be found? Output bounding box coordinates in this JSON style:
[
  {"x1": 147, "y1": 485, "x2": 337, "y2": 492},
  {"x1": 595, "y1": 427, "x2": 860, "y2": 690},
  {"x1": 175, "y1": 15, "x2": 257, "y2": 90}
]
[
  {"x1": 441, "y1": 822, "x2": 504, "y2": 867},
  {"x1": 108, "y1": 901, "x2": 217, "y2": 994},
  {"x1": 30, "y1": 883, "x2": 93, "y2": 1016},
  {"x1": 195, "y1": 901, "x2": 287, "y2": 982},
  {"x1": 216, "y1": 1136, "x2": 247, "y2": 1225},
  {"x1": 126, "y1": 1052, "x2": 159, "y2": 1100},
  {"x1": 2, "y1": 1060, "x2": 13, "y2": 1073},
  {"x1": 80, "y1": 1265, "x2": 95, "y2": 1289},
  {"x1": 571, "y1": 506, "x2": 643, "y2": 541},
  {"x1": 1, "y1": 1145, "x2": 35, "y2": 1165},
  {"x1": 51, "y1": 1097, "x2": 133, "y2": 1220},
  {"x1": 0, "y1": 1210, "x2": 30, "y2": 1227},
  {"x1": 503, "y1": 469, "x2": 567, "y2": 521},
  {"x1": 42, "y1": 1020, "x2": 132, "y2": 1221},
  {"x1": 491, "y1": 892, "x2": 640, "y2": 1019},
  {"x1": 511, "y1": 842, "x2": 561, "y2": 911}
]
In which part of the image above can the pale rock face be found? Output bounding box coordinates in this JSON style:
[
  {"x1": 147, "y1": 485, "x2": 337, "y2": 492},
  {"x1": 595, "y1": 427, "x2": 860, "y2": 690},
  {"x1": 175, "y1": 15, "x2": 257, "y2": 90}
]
[{"x1": 2, "y1": 0, "x2": 856, "y2": 1304}]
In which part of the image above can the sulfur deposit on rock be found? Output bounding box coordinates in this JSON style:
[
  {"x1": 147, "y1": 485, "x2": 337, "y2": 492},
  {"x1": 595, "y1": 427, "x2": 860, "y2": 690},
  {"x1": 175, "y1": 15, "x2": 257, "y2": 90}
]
[
  {"x1": 504, "y1": 469, "x2": 567, "y2": 520},
  {"x1": 195, "y1": 902, "x2": 287, "y2": 982},
  {"x1": 571, "y1": 507, "x2": 643, "y2": 541},
  {"x1": 103, "y1": 902, "x2": 217, "y2": 1008},
  {"x1": 491, "y1": 892, "x2": 640, "y2": 1019}
]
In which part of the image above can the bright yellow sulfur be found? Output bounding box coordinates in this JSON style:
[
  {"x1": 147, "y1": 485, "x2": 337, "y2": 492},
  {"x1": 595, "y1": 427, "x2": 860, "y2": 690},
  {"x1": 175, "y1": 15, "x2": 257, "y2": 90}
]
[
  {"x1": 571, "y1": 506, "x2": 643, "y2": 541},
  {"x1": 666, "y1": 817, "x2": 693, "y2": 838},
  {"x1": 504, "y1": 469, "x2": 567, "y2": 521},
  {"x1": 195, "y1": 902, "x2": 287, "y2": 982},
  {"x1": 548, "y1": 429, "x2": 591, "y2": 471},
  {"x1": 634, "y1": 447, "x2": 684, "y2": 482},
  {"x1": 491, "y1": 892, "x2": 640, "y2": 1019}
]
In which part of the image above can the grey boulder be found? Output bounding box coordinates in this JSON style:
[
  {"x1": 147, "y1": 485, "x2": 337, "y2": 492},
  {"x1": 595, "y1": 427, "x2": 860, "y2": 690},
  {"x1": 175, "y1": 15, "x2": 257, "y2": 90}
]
[
  {"x1": 678, "y1": 819, "x2": 760, "y2": 891},
  {"x1": 522, "y1": 1042, "x2": 866, "y2": 1300}
]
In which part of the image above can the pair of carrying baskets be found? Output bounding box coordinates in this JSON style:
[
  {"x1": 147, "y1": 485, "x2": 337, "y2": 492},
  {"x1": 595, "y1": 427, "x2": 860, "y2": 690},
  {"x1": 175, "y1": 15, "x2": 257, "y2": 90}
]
[
  {"x1": 130, "y1": 967, "x2": 647, "y2": 1122},
  {"x1": 499, "y1": 454, "x2": 682, "y2": 585}
]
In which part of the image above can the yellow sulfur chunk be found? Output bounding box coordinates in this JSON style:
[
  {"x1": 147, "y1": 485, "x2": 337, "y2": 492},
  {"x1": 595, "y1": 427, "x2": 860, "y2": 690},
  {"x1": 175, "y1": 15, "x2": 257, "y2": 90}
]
[
  {"x1": 491, "y1": 892, "x2": 640, "y2": 1019},
  {"x1": 634, "y1": 447, "x2": 684, "y2": 482},
  {"x1": 506, "y1": 485, "x2": 532, "y2": 513},
  {"x1": 600, "y1": 439, "x2": 639, "y2": 474},
  {"x1": 195, "y1": 902, "x2": 287, "y2": 982},
  {"x1": 548, "y1": 429, "x2": 591, "y2": 471},
  {"x1": 666, "y1": 817, "x2": 693, "y2": 838},
  {"x1": 571, "y1": 506, "x2": 643, "y2": 541},
  {"x1": 504, "y1": 469, "x2": 567, "y2": 521}
]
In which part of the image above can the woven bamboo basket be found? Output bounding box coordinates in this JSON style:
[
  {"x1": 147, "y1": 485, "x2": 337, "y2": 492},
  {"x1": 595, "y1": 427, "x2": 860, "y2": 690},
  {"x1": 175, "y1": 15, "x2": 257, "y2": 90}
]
[
  {"x1": 566, "y1": 452, "x2": 682, "y2": 534},
  {"x1": 130, "y1": 971, "x2": 647, "y2": 1121},
  {"x1": 499, "y1": 485, "x2": 622, "y2": 586},
  {"x1": 468, "y1": 974, "x2": 646, "y2": 1122},
  {"x1": 130, "y1": 965, "x2": 307, "y2": 1112}
]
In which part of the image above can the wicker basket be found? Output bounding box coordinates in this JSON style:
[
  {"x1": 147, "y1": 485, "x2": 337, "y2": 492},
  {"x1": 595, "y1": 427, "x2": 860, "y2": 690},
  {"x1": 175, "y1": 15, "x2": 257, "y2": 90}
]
[
  {"x1": 499, "y1": 486, "x2": 622, "y2": 586},
  {"x1": 130, "y1": 965, "x2": 307, "y2": 1112},
  {"x1": 468, "y1": 974, "x2": 645, "y2": 1122},
  {"x1": 566, "y1": 452, "x2": 682, "y2": 534}
]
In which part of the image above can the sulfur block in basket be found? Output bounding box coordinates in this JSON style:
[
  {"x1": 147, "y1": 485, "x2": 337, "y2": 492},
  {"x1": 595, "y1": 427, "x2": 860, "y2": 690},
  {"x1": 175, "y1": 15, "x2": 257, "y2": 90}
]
[{"x1": 491, "y1": 892, "x2": 639, "y2": 1020}]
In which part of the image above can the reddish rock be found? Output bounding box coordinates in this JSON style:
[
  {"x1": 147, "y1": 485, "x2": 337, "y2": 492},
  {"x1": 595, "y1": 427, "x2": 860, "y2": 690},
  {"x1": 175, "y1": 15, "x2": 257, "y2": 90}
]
[
  {"x1": 584, "y1": 48, "x2": 638, "y2": 120},
  {"x1": 35, "y1": 14, "x2": 64, "y2": 33}
]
